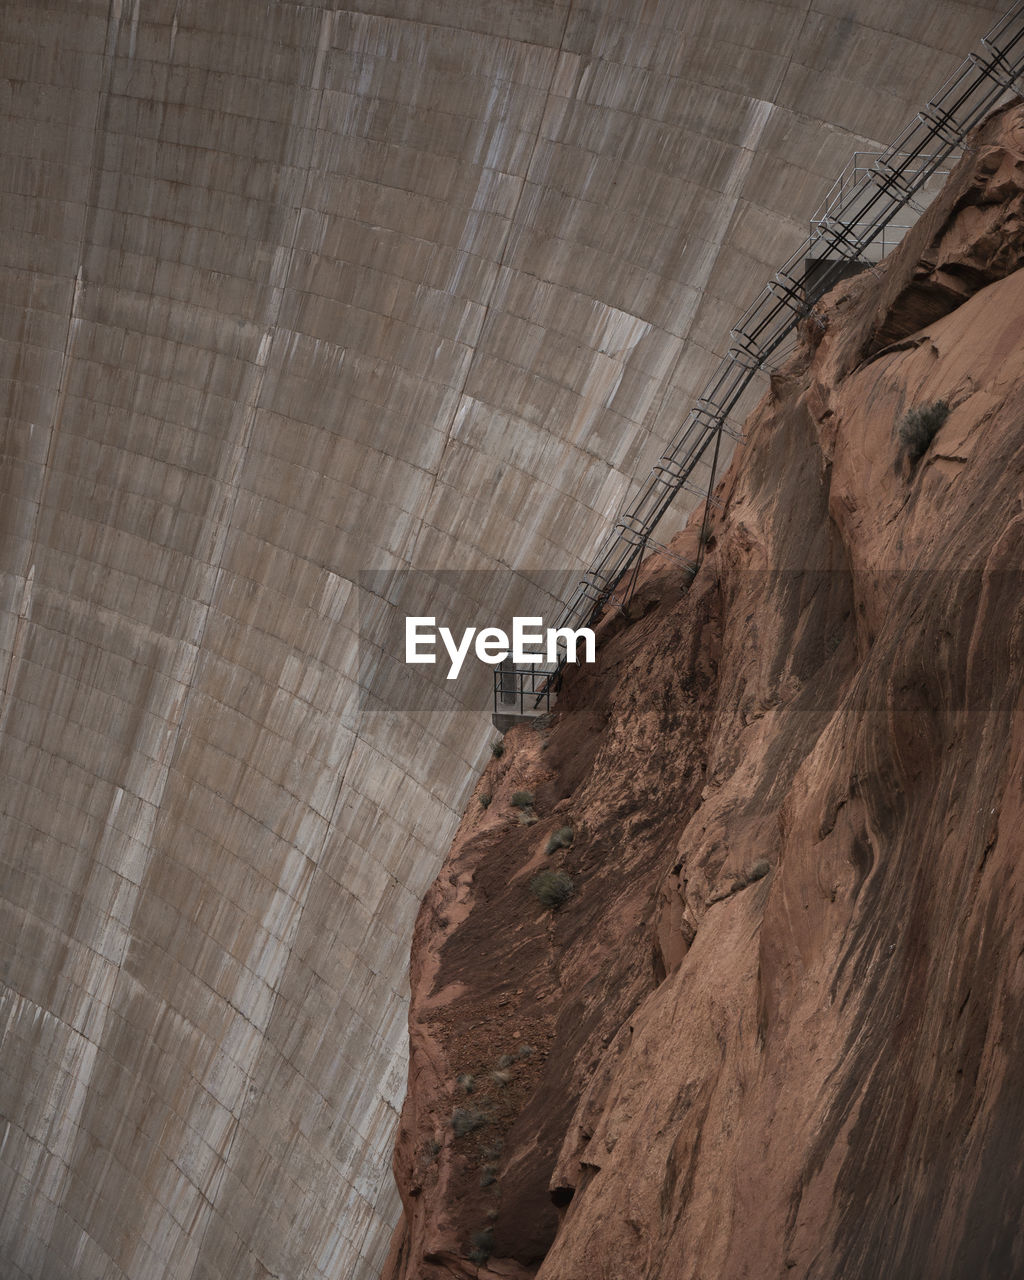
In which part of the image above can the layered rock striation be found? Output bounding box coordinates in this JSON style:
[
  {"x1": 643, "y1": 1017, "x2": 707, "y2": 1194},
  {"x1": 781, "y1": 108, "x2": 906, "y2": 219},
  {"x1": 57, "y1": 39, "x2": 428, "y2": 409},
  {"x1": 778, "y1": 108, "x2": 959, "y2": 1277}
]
[{"x1": 386, "y1": 104, "x2": 1024, "y2": 1280}]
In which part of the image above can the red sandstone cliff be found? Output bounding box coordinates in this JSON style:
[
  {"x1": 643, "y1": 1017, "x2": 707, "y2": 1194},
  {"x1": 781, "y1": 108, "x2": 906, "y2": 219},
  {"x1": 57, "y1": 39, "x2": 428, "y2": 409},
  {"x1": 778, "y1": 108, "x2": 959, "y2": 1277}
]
[{"x1": 383, "y1": 103, "x2": 1024, "y2": 1280}]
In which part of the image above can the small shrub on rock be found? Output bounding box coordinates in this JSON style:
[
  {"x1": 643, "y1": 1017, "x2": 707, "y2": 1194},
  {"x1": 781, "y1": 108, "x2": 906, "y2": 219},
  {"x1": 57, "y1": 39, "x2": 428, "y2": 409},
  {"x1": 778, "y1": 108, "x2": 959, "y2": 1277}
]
[
  {"x1": 469, "y1": 1229, "x2": 494, "y2": 1264},
  {"x1": 897, "y1": 399, "x2": 949, "y2": 461},
  {"x1": 451, "y1": 1107, "x2": 487, "y2": 1137},
  {"x1": 729, "y1": 859, "x2": 772, "y2": 894},
  {"x1": 511, "y1": 790, "x2": 534, "y2": 808},
  {"x1": 491, "y1": 740, "x2": 505, "y2": 758},
  {"x1": 545, "y1": 825, "x2": 574, "y2": 854},
  {"x1": 531, "y1": 869, "x2": 575, "y2": 910}
]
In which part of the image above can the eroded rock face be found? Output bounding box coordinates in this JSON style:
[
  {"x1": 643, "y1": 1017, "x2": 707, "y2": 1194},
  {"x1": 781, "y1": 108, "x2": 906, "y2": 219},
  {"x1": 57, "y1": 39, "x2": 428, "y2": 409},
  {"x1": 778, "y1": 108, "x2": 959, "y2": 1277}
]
[{"x1": 384, "y1": 105, "x2": 1024, "y2": 1280}]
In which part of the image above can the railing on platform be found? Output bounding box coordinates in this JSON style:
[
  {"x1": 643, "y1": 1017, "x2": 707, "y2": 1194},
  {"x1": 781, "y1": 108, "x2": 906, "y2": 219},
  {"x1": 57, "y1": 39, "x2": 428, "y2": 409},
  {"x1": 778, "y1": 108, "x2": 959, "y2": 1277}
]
[
  {"x1": 493, "y1": 662, "x2": 556, "y2": 717},
  {"x1": 810, "y1": 150, "x2": 956, "y2": 262}
]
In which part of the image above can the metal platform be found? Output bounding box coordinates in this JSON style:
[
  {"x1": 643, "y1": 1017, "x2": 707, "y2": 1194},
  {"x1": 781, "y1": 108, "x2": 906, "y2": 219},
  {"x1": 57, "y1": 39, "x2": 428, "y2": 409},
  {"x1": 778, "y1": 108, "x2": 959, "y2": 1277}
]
[{"x1": 492, "y1": 662, "x2": 556, "y2": 729}]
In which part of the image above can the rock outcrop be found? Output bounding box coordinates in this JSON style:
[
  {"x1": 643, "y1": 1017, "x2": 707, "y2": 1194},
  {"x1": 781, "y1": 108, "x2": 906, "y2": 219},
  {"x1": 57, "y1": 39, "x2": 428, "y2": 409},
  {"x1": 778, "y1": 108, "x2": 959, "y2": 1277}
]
[{"x1": 384, "y1": 103, "x2": 1024, "y2": 1280}]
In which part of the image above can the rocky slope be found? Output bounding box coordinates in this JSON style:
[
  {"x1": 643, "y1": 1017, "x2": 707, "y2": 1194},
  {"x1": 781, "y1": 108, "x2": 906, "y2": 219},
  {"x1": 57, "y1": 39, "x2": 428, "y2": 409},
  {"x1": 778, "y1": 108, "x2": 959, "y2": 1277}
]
[{"x1": 383, "y1": 103, "x2": 1024, "y2": 1280}]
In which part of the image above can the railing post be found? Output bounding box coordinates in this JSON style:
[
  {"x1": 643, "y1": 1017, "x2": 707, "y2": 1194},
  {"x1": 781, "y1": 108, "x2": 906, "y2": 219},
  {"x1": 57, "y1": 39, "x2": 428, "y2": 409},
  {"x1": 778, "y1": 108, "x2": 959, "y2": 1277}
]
[{"x1": 498, "y1": 658, "x2": 517, "y2": 706}]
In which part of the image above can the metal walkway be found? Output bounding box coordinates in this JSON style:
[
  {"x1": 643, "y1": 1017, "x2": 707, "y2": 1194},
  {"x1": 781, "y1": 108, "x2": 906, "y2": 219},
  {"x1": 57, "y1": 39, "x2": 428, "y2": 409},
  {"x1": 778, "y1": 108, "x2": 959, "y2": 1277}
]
[
  {"x1": 559, "y1": 1, "x2": 1024, "y2": 629},
  {"x1": 495, "y1": 0, "x2": 1024, "y2": 717}
]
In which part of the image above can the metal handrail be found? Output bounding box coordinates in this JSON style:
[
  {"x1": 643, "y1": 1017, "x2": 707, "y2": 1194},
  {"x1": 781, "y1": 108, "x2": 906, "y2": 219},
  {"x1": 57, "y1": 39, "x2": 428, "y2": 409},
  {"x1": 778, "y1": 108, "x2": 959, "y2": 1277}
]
[
  {"x1": 537, "y1": 0, "x2": 1024, "y2": 650},
  {"x1": 493, "y1": 664, "x2": 555, "y2": 715},
  {"x1": 810, "y1": 150, "x2": 956, "y2": 261}
]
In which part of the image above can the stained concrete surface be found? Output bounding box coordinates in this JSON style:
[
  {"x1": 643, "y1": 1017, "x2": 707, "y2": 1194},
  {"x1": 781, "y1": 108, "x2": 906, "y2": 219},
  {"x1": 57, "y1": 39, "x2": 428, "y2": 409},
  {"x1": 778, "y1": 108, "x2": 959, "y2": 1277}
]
[{"x1": 0, "y1": 2, "x2": 1009, "y2": 1277}]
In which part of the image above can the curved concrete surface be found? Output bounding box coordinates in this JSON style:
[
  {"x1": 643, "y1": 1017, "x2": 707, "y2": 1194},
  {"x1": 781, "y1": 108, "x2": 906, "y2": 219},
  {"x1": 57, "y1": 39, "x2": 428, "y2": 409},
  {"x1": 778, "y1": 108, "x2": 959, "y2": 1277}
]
[{"x1": 0, "y1": 2, "x2": 1009, "y2": 1277}]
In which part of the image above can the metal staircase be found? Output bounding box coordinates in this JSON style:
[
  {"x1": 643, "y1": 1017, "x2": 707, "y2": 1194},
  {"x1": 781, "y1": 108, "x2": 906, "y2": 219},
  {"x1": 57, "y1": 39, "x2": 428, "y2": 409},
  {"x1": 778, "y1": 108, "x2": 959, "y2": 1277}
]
[{"x1": 496, "y1": 0, "x2": 1024, "y2": 717}]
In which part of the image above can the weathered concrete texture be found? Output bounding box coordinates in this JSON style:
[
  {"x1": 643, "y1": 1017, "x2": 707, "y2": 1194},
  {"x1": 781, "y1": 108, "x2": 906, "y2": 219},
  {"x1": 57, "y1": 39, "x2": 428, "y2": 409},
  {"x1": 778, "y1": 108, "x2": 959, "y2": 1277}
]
[{"x1": 0, "y1": 2, "x2": 1011, "y2": 1278}]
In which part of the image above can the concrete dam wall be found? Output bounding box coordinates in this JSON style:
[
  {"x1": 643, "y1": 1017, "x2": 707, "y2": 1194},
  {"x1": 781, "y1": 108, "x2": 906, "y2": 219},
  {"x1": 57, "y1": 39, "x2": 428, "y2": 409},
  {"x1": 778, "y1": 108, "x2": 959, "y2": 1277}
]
[{"x1": 0, "y1": 2, "x2": 1009, "y2": 1277}]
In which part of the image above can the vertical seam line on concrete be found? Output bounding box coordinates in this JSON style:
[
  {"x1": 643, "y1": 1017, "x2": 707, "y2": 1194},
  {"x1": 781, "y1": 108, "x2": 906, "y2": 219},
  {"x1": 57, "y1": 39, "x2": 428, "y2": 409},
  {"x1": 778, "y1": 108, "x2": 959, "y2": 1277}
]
[
  {"x1": 0, "y1": 0, "x2": 147, "y2": 1250},
  {"x1": 404, "y1": 0, "x2": 577, "y2": 571},
  {"x1": 0, "y1": 0, "x2": 130, "y2": 730},
  {"x1": 178, "y1": 12, "x2": 343, "y2": 1280}
]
